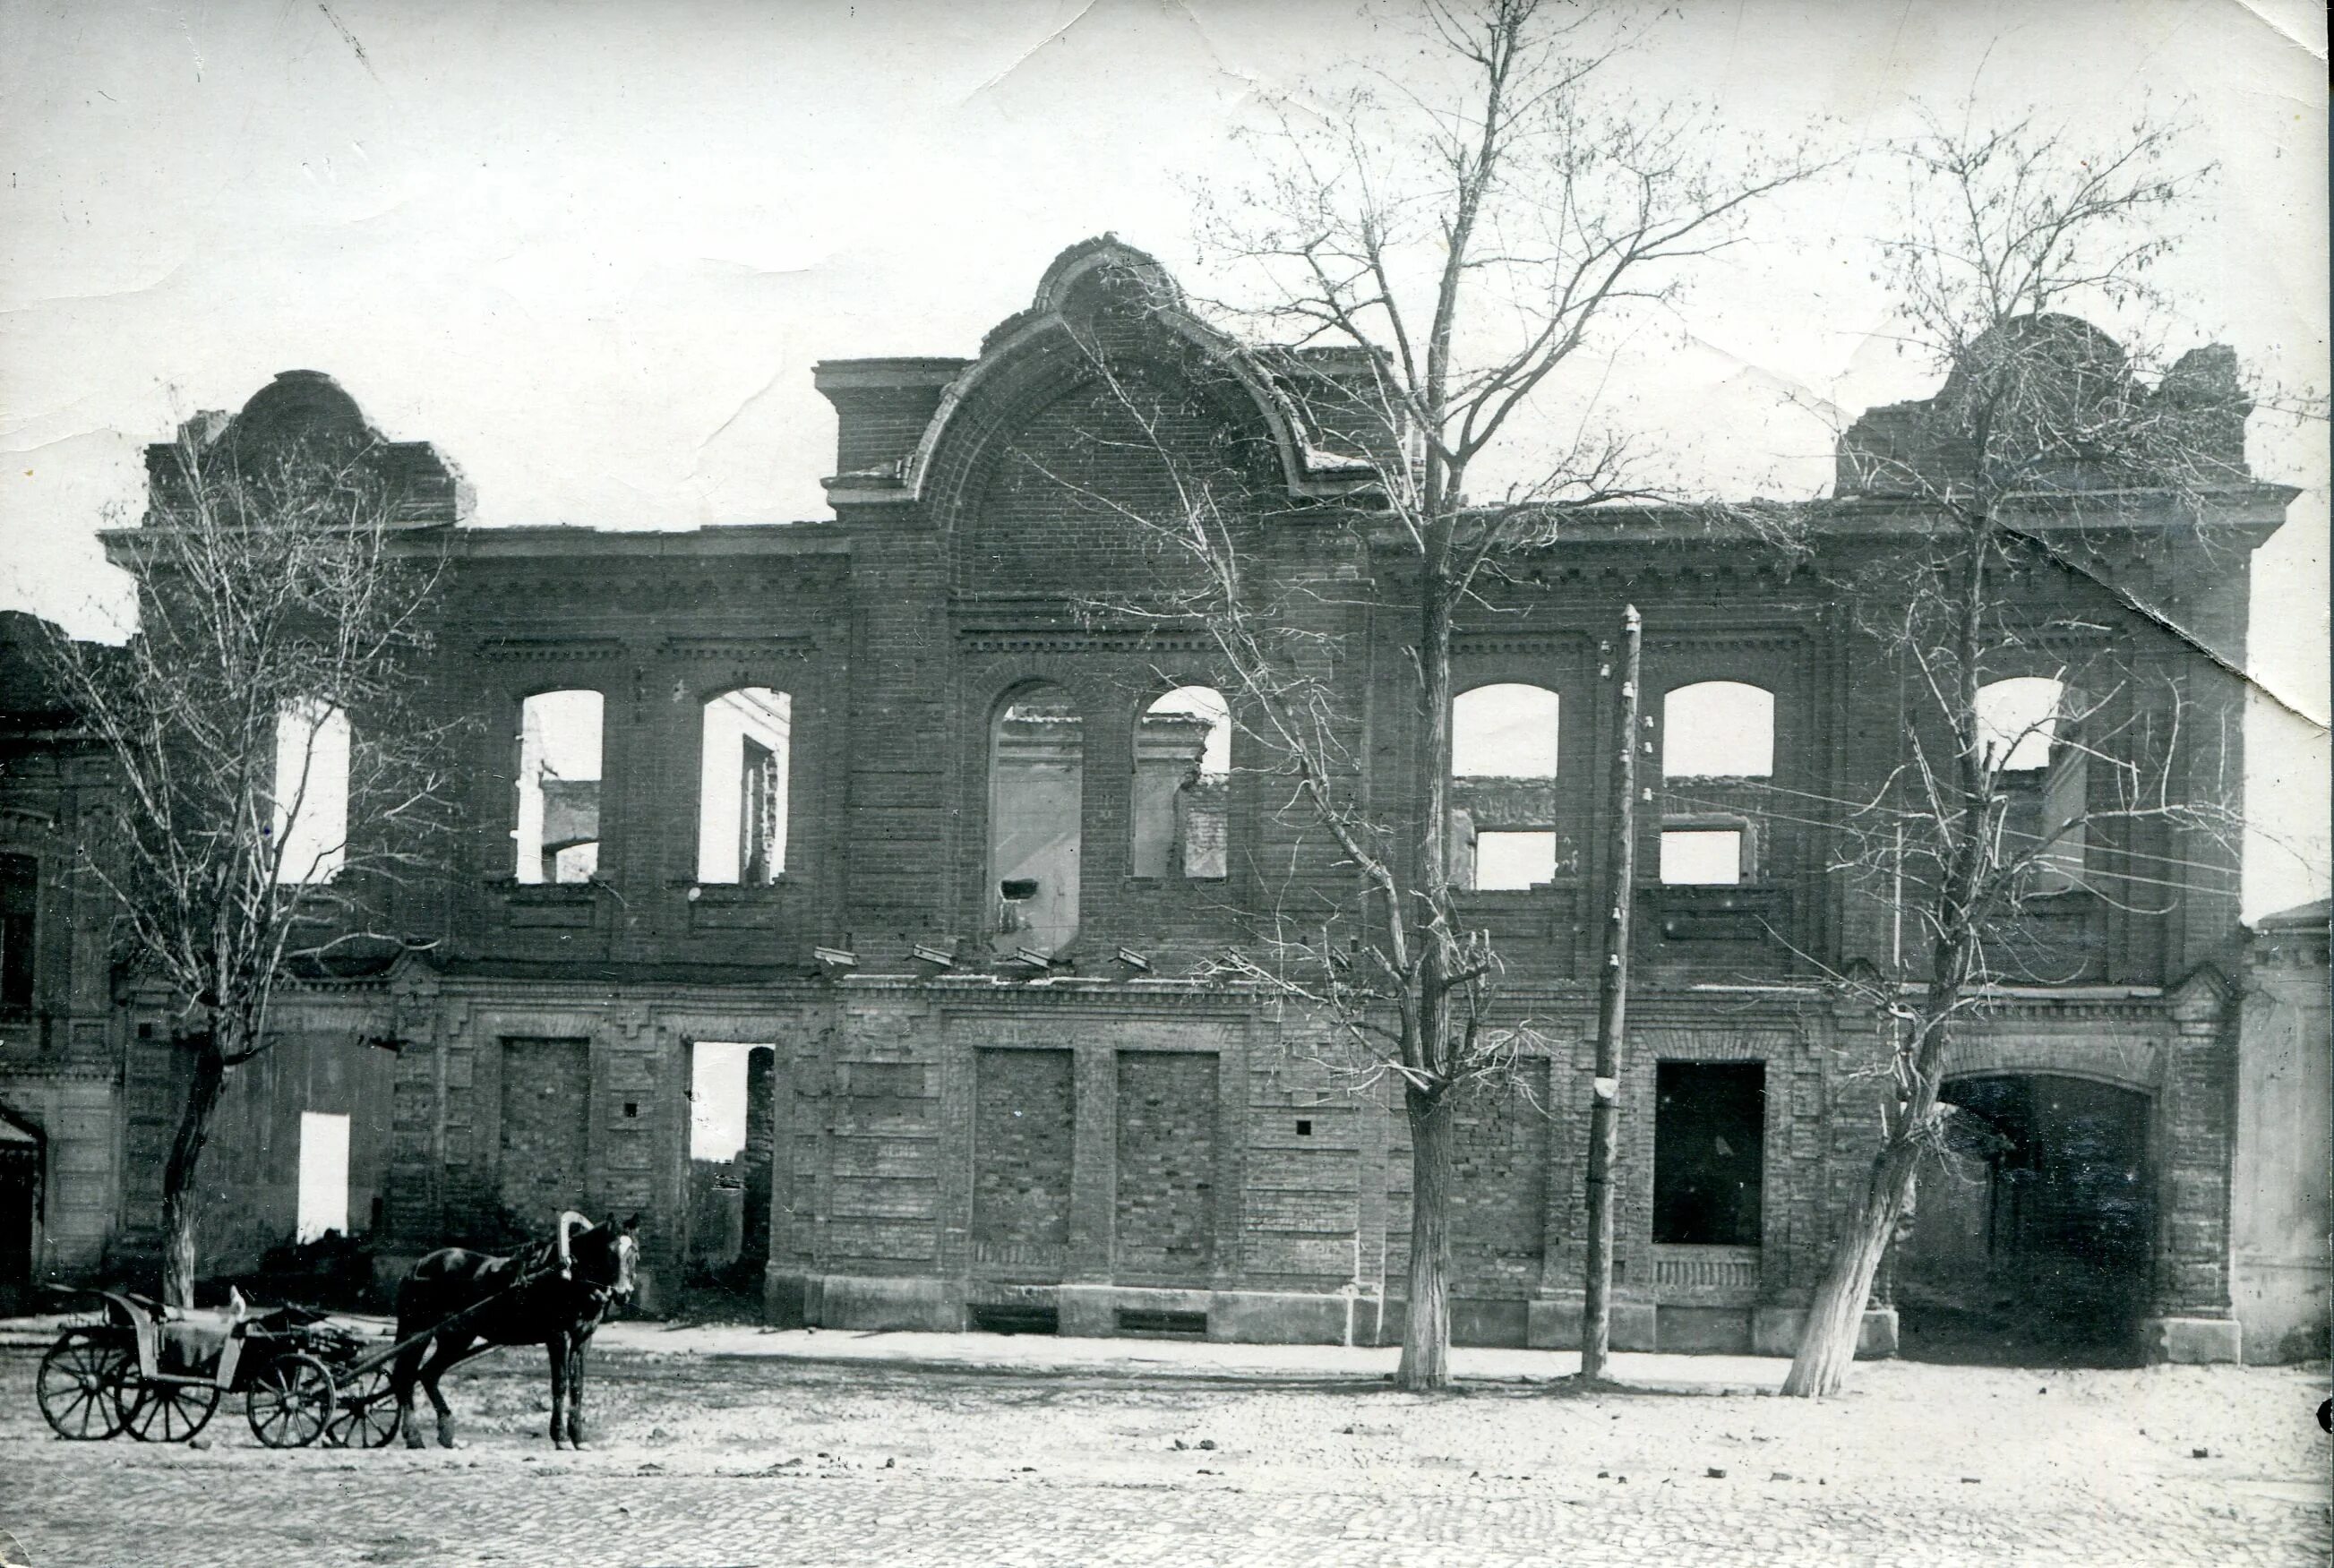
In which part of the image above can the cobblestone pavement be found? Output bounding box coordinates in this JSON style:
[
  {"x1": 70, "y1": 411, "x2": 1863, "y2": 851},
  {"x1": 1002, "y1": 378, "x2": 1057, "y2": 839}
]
[{"x1": 3, "y1": 1339, "x2": 2327, "y2": 1567}]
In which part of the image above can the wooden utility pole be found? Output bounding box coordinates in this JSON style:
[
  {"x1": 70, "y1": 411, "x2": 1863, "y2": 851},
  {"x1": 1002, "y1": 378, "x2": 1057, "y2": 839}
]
[{"x1": 1581, "y1": 604, "x2": 1643, "y2": 1383}]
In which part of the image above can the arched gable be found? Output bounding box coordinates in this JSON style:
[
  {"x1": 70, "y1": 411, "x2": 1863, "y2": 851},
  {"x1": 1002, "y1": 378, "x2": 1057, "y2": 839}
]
[{"x1": 911, "y1": 237, "x2": 1377, "y2": 525}]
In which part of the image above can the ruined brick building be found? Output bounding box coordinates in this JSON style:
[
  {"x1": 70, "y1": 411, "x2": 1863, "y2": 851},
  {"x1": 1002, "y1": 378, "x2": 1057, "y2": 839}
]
[{"x1": 1, "y1": 238, "x2": 2322, "y2": 1361}]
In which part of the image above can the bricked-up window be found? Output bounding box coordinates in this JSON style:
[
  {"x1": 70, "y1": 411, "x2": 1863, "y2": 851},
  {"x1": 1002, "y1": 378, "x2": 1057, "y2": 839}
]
[
  {"x1": 1661, "y1": 681, "x2": 1773, "y2": 780},
  {"x1": 1131, "y1": 686, "x2": 1229, "y2": 879},
  {"x1": 270, "y1": 699, "x2": 349, "y2": 884},
  {"x1": 1451, "y1": 683, "x2": 1561, "y2": 890},
  {"x1": 514, "y1": 690, "x2": 602, "y2": 884},
  {"x1": 697, "y1": 688, "x2": 792, "y2": 885},
  {"x1": 1977, "y1": 676, "x2": 2086, "y2": 894},
  {"x1": 990, "y1": 687, "x2": 1082, "y2": 956},
  {"x1": 0, "y1": 853, "x2": 32, "y2": 1011},
  {"x1": 1653, "y1": 1061, "x2": 1765, "y2": 1247}
]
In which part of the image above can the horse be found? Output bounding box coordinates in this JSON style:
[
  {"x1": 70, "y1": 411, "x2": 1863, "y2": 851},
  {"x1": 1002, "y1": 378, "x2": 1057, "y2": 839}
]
[{"x1": 390, "y1": 1211, "x2": 639, "y2": 1450}]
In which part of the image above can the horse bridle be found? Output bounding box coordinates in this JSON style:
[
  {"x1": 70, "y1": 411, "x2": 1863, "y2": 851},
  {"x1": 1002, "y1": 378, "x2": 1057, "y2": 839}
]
[{"x1": 553, "y1": 1209, "x2": 632, "y2": 1307}]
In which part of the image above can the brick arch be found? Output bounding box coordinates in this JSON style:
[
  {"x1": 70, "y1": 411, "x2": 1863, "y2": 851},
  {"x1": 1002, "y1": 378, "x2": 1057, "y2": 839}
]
[
  {"x1": 908, "y1": 237, "x2": 1359, "y2": 522},
  {"x1": 1938, "y1": 1031, "x2": 2167, "y2": 1094},
  {"x1": 936, "y1": 344, "x2": 1281, "y2": 600}
]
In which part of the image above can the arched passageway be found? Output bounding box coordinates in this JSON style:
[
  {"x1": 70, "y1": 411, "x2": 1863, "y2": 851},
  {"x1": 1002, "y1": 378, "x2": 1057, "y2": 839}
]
[{"x1": 1896, "y1": 1074, "x2": 2154, "y2": 1367}]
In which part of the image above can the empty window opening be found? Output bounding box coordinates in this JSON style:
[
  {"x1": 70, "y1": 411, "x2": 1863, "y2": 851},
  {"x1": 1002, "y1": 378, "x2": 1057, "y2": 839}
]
[
  {"x1": 514, "y1": 690, "x2": 603, "y2": 884},
  {"x1": 1977, "y1": 677, "x2": 2086, "y2": 893},
  {"x1": 296, "y1": 1111, "x2": 351, "y2": 1243},
  {"x1": 1660, "y1": 827, "x2": 1744, "y2": 887},
  {"x1": 1475, "y1": 830, "x2": 1559, "y2": 890},
  {"x1": 1654, "y1": 1061, "x2": 1765, "y2": 1247},
  {"x1": 1133, "y1": 685, "x2": 1230, "y2": 879},
  {"x1": 689, "y1": 1041, "x2": 776, "y2": 1277},
  {"x1": 990, "y1": 687, "x2": 1082, "y2": 956},
  {"x1": 271, "y1": 699, "x2": 350, "y2": 884},
  {"x1": 0, "y1": 854, "x2": 32, "y2": 1011},
  {"x1": 1661, "y1": 681, "x2": 1774, "y2": 780},
  {"x1": 698, "y1": 688, "x2": 792, "y2": 885},
  {"x1": 690, "y1": 1041, "x2": 757, "y2": 1163},
  {"x1": 1451, "y1": 683, "x2": 1561, "y2": 891}
]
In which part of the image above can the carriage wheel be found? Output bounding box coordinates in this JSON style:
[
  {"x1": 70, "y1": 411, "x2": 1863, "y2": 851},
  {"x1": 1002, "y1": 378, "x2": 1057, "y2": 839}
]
[
  {"x1": 322, "y1": 1364, "x2": 400, "y2": 1448},
  {"x1": 245, "y1": 1353, "x2": 336, "y2": 1449},
  {"x1": 37, "y1": 1329, "x2": 132, "y2": 1441},
  {"x1": 119, "y1": 1378, "x2": 221, "y2": 1444}
]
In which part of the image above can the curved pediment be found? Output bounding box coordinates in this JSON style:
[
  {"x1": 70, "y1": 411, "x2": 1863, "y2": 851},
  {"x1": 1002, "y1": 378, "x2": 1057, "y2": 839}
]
[
  {"x1": 818, "y1": 237, "x2": 1385, "y2": 516},
  {"x1": 142, "y1": 371, "x2": 472, "y2": 526}
]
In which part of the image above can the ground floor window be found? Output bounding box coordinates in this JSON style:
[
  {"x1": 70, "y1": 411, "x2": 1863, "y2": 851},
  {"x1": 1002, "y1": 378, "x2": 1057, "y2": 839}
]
[
  {"x1": 1653, "y1": 1061, "x2": 1764, "y2": 1246},
  {"x1": 296, "y1": 1111, "x2": 351, "y2": 1243}
]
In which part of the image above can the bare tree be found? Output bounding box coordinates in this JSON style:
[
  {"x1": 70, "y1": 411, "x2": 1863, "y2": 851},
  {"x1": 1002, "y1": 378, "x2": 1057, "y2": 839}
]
[
  {"x1": 1762, "y1": 111, "x2": 2282, "y2": 1396},
  {"x1": 47, "y1": 420, "x2": 459, "y2": 1306},
  {"x1": 1021, "y1": 0, "x2": 1814, "y2": 1391}
]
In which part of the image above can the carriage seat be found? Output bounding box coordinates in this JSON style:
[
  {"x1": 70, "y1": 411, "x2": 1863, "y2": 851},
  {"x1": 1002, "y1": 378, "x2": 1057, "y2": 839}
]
[{"x1": 155, "y1": 1292, "x2": 250, "y2": 1371}]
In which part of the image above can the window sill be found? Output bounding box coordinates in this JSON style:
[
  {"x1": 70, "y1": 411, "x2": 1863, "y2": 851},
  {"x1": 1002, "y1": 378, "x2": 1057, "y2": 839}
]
[
  {"x1": 484, "y1": 878, "x2": 602, "y2": 901},
  {"x1": 682, "y1": 879, "x2": 796, "y2": 899}
]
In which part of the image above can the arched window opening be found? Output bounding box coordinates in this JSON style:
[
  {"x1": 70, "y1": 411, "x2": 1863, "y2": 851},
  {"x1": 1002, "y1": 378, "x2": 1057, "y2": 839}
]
[
  {"x1": 271, "y1": 699, "x2": 350, "y2": 885},
  {"x1": 1451, "y1": 683, "x2": 1560, "y2": 891},
  {"x1": 698, "y1": 688, "x2": 792, "y2": 885},
  {"x1": 514, "y1": 690, "x2": 603, "y2": 885},
  {"x1": 1977, "y1": 677, "x2": 2087, "y2": 893},
  {"x1": 1132, "y1": 686, "x2": 1229, "y2": 879},
  {"x1": 1661, "y1": 681, "x2": 1774, "y2": 780},
  {"x1": 990, "y1": 687, "x2": 1082, "y2": 955}
]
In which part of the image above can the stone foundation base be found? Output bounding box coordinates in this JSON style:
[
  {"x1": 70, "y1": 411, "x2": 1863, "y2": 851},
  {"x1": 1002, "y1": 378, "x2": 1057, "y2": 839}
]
[
  {"x1": 2142, "y1": 1315, "x2": 2243, "y2": 1364},
  {"x1": 1526, "y1": 1298, "x2": 1659, "y2": 1353},
  {"x1": 1752, "y1": 1306, "x2": 1899, "y2": 1359},
  {"x1": 763, "y1": 1270, "x2": 1914, "y2": 1360}
]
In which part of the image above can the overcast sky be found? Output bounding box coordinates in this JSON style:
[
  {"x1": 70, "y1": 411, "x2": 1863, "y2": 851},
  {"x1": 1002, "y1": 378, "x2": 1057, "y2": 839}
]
[{"x1": 2, "y1": 0, "x2": 2324, "y2": 913}]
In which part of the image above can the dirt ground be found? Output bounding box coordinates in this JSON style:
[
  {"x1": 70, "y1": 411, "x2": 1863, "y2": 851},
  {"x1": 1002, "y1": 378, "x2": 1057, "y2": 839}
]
[{"x1": 3, "y1": 1323, "x2": 2328, "y2": 1566}]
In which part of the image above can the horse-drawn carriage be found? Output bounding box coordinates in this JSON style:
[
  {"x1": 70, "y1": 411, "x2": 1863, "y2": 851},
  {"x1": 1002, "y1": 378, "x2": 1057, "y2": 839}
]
[
  {"x1": 34, "y1": 1285, "x2": 401, "y2": 1447},
  {"x1": 33, "y1": 1210, "x2": 639, "y2": 1452}
]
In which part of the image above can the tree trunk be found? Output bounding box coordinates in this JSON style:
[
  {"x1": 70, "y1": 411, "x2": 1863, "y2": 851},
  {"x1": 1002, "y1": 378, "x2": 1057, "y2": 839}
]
[
  {"x1": 1397, "y1": 1084, "x2": 1455, "y2": 1392},
  {"x1": 1781, "y1": 1135, "x2": 1922, "y2": 1397},
  {"x1": 160, "y1": 1031, "x2": 229, "y2": 1307}
]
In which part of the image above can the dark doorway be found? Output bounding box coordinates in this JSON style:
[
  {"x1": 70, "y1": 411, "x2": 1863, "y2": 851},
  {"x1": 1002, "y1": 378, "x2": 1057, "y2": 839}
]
[
  {"x1": 1897, "y1": 1074, "x2": 2153, "y2": 1367},
  {"x1": 0, "y1": 1118, "x2": 38, "y2": 1315},
  {"x1": 1653, "y1": 1061, "x2": 1765, "y2": 1247}
]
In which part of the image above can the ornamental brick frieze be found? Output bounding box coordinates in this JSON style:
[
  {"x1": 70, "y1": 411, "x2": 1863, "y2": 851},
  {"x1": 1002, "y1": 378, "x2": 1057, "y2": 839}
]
[
  {"x1": 657, "y1": 634, "x2": 819, "y2": 662},
  {"x1": 474, "y1": 636, "x2": 626, "y2": 663}
]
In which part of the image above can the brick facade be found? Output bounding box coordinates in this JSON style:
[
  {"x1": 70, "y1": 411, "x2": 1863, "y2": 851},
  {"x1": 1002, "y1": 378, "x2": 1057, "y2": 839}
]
[{"x1": 37, "y1": 238, "x2": 2304, "y2": 1360}]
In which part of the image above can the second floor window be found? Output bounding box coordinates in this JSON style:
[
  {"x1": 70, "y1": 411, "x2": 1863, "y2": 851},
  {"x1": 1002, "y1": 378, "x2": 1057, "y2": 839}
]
[
  {"x1": 698, "y1": 688, "x2": 793, "y2": 885},
  {"x1": 270, "y1": 699, "x2": 350, "y2": 885},
  {"x1": 514, "y1": 690, "x2": 603, "y2": 884},
  {"x1": 1660, "y1": 681, "x2": 1774, "y2": 887},
  {"x1": 1132, "y1": 686, "x2": 1229, "y2": 879},
  {"x1": 1451, "y1": 683, "x2": 1561, "y2": 891},
  {"x1": 1976, "y1": 676, "x2": 2086, "y2": 894},
  {"x1": 1660, "y1": 681, "x2": 1774, "y2": 781},
  {"x1": 990, "y1": 685, "x2": 1083, "y2": 956}
]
